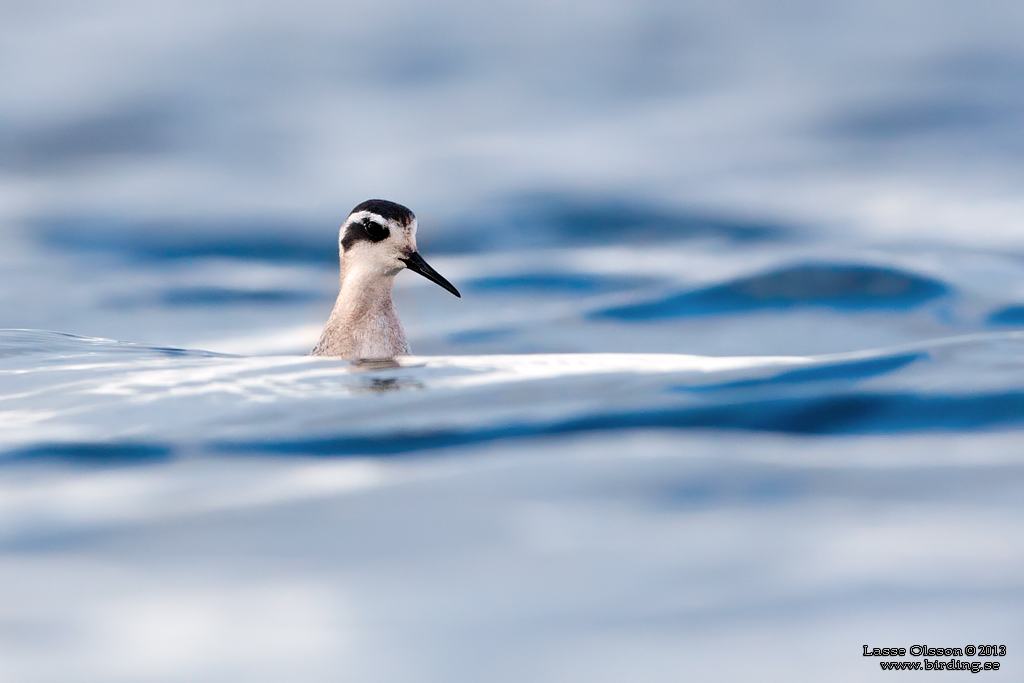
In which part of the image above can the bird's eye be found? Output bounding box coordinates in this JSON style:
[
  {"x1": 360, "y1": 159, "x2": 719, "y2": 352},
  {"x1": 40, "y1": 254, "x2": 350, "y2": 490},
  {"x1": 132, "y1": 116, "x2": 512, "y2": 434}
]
[{"x1": 363, "y1": 218, "x2": 389, "y2": 242}]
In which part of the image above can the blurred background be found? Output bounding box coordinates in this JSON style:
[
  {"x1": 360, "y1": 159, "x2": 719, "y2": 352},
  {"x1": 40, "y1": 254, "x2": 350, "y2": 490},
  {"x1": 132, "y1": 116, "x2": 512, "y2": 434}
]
[
  {"x1": 3, "y1": 0, "x2": 1024, "y2": 352},
  {"x1": 2, "y1": 0, "x2": 1024, "y2": 681}
]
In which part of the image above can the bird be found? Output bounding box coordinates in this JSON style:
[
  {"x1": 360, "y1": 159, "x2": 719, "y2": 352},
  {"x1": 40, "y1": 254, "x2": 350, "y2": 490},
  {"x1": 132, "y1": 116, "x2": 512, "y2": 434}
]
[{"x1": 311, "y1": 199, "x2": 460, "y2": 359}]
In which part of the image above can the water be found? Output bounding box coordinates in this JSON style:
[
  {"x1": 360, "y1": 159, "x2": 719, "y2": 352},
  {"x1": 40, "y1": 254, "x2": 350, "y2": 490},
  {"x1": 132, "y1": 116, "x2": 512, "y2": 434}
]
[
  {"x1": 3, "y1": 1, "x2": 1024, "y2": 681},
  {"x1": 4, "y1": 240, "x2": 1024, "y2": 682}
]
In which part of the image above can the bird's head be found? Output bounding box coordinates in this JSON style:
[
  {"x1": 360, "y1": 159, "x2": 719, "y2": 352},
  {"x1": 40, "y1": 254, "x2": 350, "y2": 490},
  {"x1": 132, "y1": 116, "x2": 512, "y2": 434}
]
[{"x1": 339, "y1": 199, "x2": 460, "y2": 297}]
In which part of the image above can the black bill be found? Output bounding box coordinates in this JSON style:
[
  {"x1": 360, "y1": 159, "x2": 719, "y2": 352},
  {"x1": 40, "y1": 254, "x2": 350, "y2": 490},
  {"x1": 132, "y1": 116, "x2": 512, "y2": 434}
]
[{"x1": 400, "y1": 252, "x2": 461, "y2": 298}]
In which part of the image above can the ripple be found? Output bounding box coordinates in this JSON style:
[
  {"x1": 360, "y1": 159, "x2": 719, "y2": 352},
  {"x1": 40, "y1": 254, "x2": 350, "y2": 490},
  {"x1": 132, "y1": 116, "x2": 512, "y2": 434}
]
[
  {"x1": 594, "y1": 264, "x2": 948, "y2": 320},
  {"x1": 0, "y1": 329, "x2": 226, "y2": 360},
  {"x1": 3, "y1": 331, "x2": 1024, "y2": 460},
  {"x1": 5, "y1": 442, "x2": 172, "y2": 465},
  {"x1": 679, "y1": 353, "x2": 926, "y2": 391},
  {"x1": 214, "y1": 390, "x2": 1024, "y2": 457},
  {"x1": 987, "y1": 305, "x2": 1024, "y2": 327},
  {"x1": 125, "y1": 287, "x2": 321, "y2": 308},
  {"x1": 465, "y1": 273, "x2": 658, "y2": 294}
]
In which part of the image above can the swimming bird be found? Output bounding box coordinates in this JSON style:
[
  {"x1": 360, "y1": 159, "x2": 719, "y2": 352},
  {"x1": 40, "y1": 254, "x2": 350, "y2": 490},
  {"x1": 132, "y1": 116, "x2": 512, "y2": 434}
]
[{"x1": 312, "y1": 199, "x2": 460, "y2": 359}]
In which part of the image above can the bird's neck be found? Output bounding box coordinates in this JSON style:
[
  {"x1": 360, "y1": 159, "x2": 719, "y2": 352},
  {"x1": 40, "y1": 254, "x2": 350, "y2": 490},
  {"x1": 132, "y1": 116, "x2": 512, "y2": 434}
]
[
  {"x1": 335, "y1": 260, "x2": 398, "y2": 316},
  {"x1": 312, "y1": 258, "x2": 409, "y2": 359}
]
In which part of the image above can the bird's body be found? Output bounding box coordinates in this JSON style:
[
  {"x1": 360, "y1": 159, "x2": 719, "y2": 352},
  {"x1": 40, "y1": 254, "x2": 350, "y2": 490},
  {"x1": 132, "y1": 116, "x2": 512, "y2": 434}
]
[{"x1": 312, "y1": 200, "x2": 460, "y2": 359}]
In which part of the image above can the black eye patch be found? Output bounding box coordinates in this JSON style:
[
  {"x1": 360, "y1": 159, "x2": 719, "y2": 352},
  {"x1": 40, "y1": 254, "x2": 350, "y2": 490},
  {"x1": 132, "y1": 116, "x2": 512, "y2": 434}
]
[
  {"x1": 341, "y1": 216, "x2": 391, "y2": 250},
  {"x1": 363, "y1": 218, "x2": 390, "y2": 241}
]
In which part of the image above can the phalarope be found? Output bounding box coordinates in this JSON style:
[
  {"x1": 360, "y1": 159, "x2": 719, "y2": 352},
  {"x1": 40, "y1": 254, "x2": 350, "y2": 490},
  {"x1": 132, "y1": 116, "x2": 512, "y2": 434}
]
[{"x1": 312, "y1": 199, "x2": 460, "y2": 359}]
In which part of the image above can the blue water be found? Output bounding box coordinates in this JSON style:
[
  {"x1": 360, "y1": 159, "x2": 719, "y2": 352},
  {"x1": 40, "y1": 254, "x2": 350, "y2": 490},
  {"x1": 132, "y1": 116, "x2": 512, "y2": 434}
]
[
  {"x1": 5, "y1": 242, "x2": 1024, "y2": 683},
  {"x1": 3, "y1": 236, "x2": 1024, "y2": 682},
  {"x1": 3, "y1": 2, "x2": 1024, "y2": 682},
  {"x1": 594, "y1": 264, "x2": 948, "y2": 319}
]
